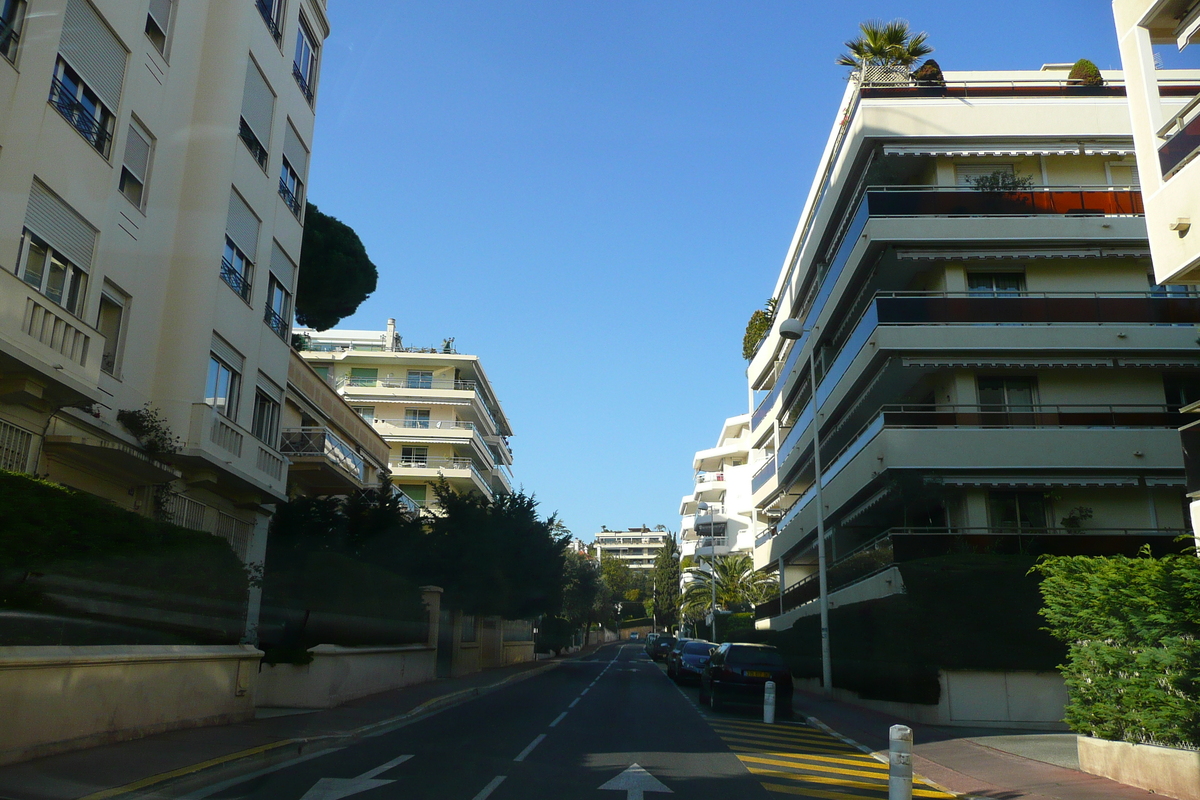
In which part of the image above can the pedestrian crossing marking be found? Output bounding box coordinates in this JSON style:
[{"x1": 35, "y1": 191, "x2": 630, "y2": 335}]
[{"x1": 704, "y1": 717, "x2": 957, "y2": 799}]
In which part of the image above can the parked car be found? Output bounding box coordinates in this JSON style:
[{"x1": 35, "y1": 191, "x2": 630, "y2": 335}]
[
  {"x1": 642, "y1": 632, "x2": 660, "y2": 656},
  {"x1": 648, "y1": 635, "x2": 676, "y2": 662},
  {"x1": 629, "y1": 632, "x2": 639, "y2": 640},
  {"x1": 662, "y1": 637, "x2": 691, "y2": 674},
  {"x1": 699, "y1": 643, "x2": 793, "y2": 716},
  {"x1": 667, "y1": 639, "x2": 715, "y2": 683}
]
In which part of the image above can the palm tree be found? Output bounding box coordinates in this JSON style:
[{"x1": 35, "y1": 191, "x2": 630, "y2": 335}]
[
  {"x1": 836, "y1": 19, "x2": 932, "y2": 69},
  {"x1": 681, "y1": 552, "x2": 778, "y2": 621}
]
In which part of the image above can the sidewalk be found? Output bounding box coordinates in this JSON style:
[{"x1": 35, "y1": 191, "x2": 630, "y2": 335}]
[
  {"x1": 0, "y1": 644, "x2": 612, "y2": 800},
  {"x1": 793, "y1": 689, "x2": 1162, "y2": 800}
]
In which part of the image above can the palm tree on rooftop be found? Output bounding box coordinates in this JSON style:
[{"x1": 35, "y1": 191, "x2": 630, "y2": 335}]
[{"x1": 836, "y1": 18, "x2": 932, "y2": 69}]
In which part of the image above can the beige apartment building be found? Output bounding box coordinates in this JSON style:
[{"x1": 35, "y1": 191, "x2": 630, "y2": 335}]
[
  {"x1": 593, "y1": 527, "x2": 671, "y2": 570},
  {"x1": 745, "y1": 64, "x2": 1200, "y2": 643},
  {"x1": 297, "y1": 320, "x2": 514, "y2": 508},
  {"x1": 0, "y1": 0, "x2": 328, "y2": 628}
]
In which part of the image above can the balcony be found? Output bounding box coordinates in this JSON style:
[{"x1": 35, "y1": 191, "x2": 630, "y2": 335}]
[
  {"x1": 862, "y1": 186, "x2": 1143, "y2": 218},
  {"x1": 181, "y1": 404, "x2": 287, "y2": 500},
  {"x1": 292, "y1": 62, "x2": 314, "y2": 104},
  {"x1": 337, "y1": 376, "x2": 478, "y2": 392},
  {"x1": 48, "y1": 77, "x2": 111, "y2": 157},
  {"x1": 239, "y1": 119, "x2": 268, "y2": 169},
  {"x1": 278, "y1": 178, "x2": 302, "y2": 217},
  {"x1": 389, "y1": 456, "x2": 491, "y2": 498},
  {"x1": 254, "y1": 0, "x2": 282, "y2": 42},
  {"x1": 264, "y1": 305, "x2": 288, "y2": 340},
  {"x1": 1158, "y1": 93, "x2": 1200, "y2": 178},
  {"x1": 220, "y1": 257, "x2": 252, "y2": 303},
  {"x1": 750, "y1": 456, "x2": 776, "y2": 494},
  {"x1": 280, "y1": 426, "x2": 366, "y2": 487}
]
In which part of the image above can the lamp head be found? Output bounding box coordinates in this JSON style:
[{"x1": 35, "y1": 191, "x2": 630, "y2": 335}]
[{"x1": 779, "y1": 319, "x2": 806, "y2": 340}]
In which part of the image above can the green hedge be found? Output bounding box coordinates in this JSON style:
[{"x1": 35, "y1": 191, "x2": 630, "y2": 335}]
[{"x1": 1037, "y1": 552, "x2": 1200, "y2": 748}]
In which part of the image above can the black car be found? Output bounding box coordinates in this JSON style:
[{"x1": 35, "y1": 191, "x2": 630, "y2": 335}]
[
  {"x1": 666, "y1": 639, "x2": 715, "y2": 683},
  {"x1": 648, "y1": 635, "x2": 676, "y2": 662},
  {"x1": 699, "y1": 642, "x2": 793, "y2": 716},
  {"x1": 642, "y1": 632, "x2": 661, "y2": 657}
]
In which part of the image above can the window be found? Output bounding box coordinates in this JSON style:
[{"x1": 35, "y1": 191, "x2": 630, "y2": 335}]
[
  {"x1": 967, "y1": 272, "x2": 1025, "y2": 296},
  {"x1": 221, "y1": 236, "x2": 253, "y2": 302},
  {"x1": 145, "y1": 0, "x2": 173, "y2": 56},
  {"x1": 405, "y1": 409, "x2": 431, "y2": 429},
  {"x1": 407, "y1": 370, "x2": 433, "y2": 389},
  {"x1": 240, "y1": 61, "x2": 274, "y2": 170},
  {"x1": 397, "y1": 483, "x2": 426, "y2": 506},
  {"x1": 264, "y1": 274, "x2": 290, "y2": 339},
  {"x1": 400, "y1": 446, "x2": 428, "y2": 466},
  {"x1": 1, "y1": 0, "x2": 26, "y2": 64},
  {"x1": 119, "y1": 122, "x2": 153, "y2": 209},
  {"x1": 352, "y1": 406, "x2": 375, "y2": 423},
  {"x1": 279, "y1": 156, "x2": 302, "y2": 216},
  {"x1": 977, "y1": 377, "x2": 1036, "y2": 410},
  {"x1": 1164, "y1": 374, "x2": 1200, "y2": 411},
  {"x1": 988, "y1": 491, "x2": 1048, "y2": 531},
  {"x1": 17, "y1": 230, "x2": 87, "y2": 315},
  {"x1": 1108, "y1": 162, "x2": 1140, "y2": 188},
  {"x1": 349, "y1": 367, "x2": 378, "y2": 387},
  {"x1": 50, "y1": 58, "x2": 115, "y2": 157},
  {"x1": 956, "y1": 163, "x2": 1014, "y2": 186},
  {"x1": 251, "y1": 389, "x2": 280, "y2": 444},
  {"x1": 255, "y1": 0, "x2": 283, "y2": 43},
  {"x1": 205, "y1": 355, "x2": 241, "y2": 419},
  {"x1": 96, "y1": 286, "x2": 128, "y2": 377},
  {"x1": 292, "y1": 18, "x2": 318, "y2": 104}
]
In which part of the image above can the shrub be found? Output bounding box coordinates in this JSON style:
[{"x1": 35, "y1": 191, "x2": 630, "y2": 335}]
[
  {"x1": 742, "y1": 298, "x2": 777, "y2": 360},
  {"x1": 1035, "y1": 551, "x2": 1200, "y2": 748},
  {"x1": 1067, "y1": 59, "x2": 1103, "y2": 87},
  {"x1": 910, "y1": 59, "x2": 944, "y2": 85}
]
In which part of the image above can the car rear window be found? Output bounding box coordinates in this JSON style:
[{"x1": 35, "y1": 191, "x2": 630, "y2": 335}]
[
  {"x1": 728, "y1": 646, "x2": 786, "y2": 668},
  {"x1": 657, "y1": 638, "x2": 676, "y2": 647},
  {"x1": 682, "y1": 642, "x2": 712, "y2": 655}
]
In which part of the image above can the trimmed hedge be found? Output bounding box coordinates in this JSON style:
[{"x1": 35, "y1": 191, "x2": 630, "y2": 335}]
[
  {"x1": 1036, "y1": 552, "x2": 1200, "y2": 748},
  {"x1": 1067, "y1": 58, "x2": 1103, "y2": 87}
]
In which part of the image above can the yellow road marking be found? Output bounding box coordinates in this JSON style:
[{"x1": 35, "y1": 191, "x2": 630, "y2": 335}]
[
  {"x1": 761, "y1": 780, "x2": 890, "y2": 800},
  {"x1": 712, "y1": 725, "x2": 846, "y2": 745},
  {"x1": 752, "y1": 769, "x2": 952, "y2": 799},
  {"x1": 718, "y1": 734, "x2": 859, "y2": 755},
  {"x1": 729, "y1": 747, "x2": 892, "y2": 770},
  {"x1": 738, "y1": 754, "x2": 891, "y2": 780},
  {"x1": 76, "y1": 740, "x2": 296, "y2": 800}
]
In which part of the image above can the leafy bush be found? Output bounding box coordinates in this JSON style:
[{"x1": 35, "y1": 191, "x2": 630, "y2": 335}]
[
  {"x1": 966, "y1": 171, "x2": 1037, "y2": 192},
  {"x1": 1067, "y1": 59, "x2": 1103, "y2": 87},
  {"x1": 742, "y1": 298, "x2": 777, "y2": 360},
  {"x1": 536, "y1": 615, "x2": 576, "y2": 655},
  {"x1": 910, "y1": 59, "x2": 944, "y2": 85},
  {"x1": 1036, "y1": 551, "x2": 1200, "y2": 748}
]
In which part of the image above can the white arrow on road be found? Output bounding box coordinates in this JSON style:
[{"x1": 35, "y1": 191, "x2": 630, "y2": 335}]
[
  {"x1": 298, "y1": 754, "x2": 412, "y2": 800},
  {"x1": 598, "y1": 763, "x2": 673, "y2": 800}
]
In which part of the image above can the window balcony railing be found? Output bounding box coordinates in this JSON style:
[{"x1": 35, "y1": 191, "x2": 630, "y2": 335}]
[
  {"x1": 48, "y1": 77, "x2": 111, "y2": 157},
  {"x1": 377, "y1": 418, "x2": 476, "y2": 431},
  {"x1": 337, "y1": 376, "x2": 478, "y2": 391},
  {"x1": 279, "y1": 426, "x2": 365, "y2": 480},
  {"x1": 862, "y1": 185, "x2": 1144, "y2": 217},
  {"x1": 1157, "y1": 92, "x2": 1200, "y2": 178},
  {"x1": 264, "y1": 304, "x2": 288, "y2": 340},
  {"x1": 292, "y1": 62, "x2": 314, "y2": 104},
  {"x1": 239, "y1": 118, "x2": 268, "y2": 169},
  {"x1": 1, "y1": 22, "x2": 20, "y2": 63},
  {"x1": 219, "y1": 257, "x2": 252, "y2": 302},
  {"x1": 255, "y1": 0, "x2": 282, "y2": 42},
  {"x1": 278, "y1": 178, "x2": 302, "y2": 216}
]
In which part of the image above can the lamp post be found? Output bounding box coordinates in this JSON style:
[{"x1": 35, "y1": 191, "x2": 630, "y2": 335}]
[
  {"x1": 779, "y1": 318, "x2": 832, "y2": 695},
  {"x1": 697, "y1": 500, "x2": 718, "y2": 641}
]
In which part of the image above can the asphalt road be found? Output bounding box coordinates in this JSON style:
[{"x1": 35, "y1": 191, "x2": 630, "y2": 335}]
[{"x1": 193, "y1": 643, "x2": 771, "y2": 800}]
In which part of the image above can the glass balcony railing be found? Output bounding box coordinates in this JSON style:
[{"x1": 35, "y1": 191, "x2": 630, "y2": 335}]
[
  {"x1": 279, "y1": 427, "x2": 365, "y2": 480},
  {"x1": 750, "y1": 456, "x2": 776, "y2": 494},
  {"x1": 862, "y1": 185, "x2": 1144, "y2": 217},
  {"x1": 1158, "y1": 93, "x2": 1200, "y2": 178}
]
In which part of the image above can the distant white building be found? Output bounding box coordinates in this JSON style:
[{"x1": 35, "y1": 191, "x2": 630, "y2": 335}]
[
  {"x1": 592, "y1": 526, "x2": 671, "y2": 570},
  {"x1": 679, "y1": 414, "x2": 759, "y2": 561}
]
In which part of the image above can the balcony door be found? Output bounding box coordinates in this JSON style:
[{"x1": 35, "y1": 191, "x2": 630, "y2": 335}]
[
  {"x1": 977, "y1": 376, "x2": 1037, "y2": 426},
  {"x1": 988, "y1": 491, "x2": 1048, "y2": 532},
  {"x1": 349, "y1": 367, "x2": 377, "y2": 387},
  {"x1": 967, "y1": 272, "x2": 1025, "y2": 296}
]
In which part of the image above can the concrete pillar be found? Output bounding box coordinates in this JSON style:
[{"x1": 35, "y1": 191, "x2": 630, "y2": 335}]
[
  {"x1": 420, "y1": 585, "x2": 443, "y2": 649},
  {"x1": 240, "y1": 508, "x2": 272, "y2": 645}
]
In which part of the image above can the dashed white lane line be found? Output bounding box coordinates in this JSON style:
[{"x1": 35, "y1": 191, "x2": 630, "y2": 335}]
[
  {"x1": 471, "y1": 775, "x2": 506, "y2": 800},
  {"x1": 569, "y1": 697, "x2": 580, "y2": 708},
  {"x1": 580, "y1": 687, "x2": 590, "y2": 695},
  {"x1": 549, "y1": 711, "x2": 568, "y2": 727},
  {"x1": 513, "y1": 733, "x2": 546, "y2": 762}
]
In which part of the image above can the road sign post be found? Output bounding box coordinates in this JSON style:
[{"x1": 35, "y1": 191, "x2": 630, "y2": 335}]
[
  {"x1": 763, "y1": 680, "x2": 776, "y2": 724},
  {"x1": 888, "y1": 724, "x2": 913, "y2": 800}
]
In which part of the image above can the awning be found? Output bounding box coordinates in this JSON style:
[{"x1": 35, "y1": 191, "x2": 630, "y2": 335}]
[
  {"x1": 1117, "y1": 357, "x2": 1200, "y2": 369},
  {"x1": 937, "y1": 475, "x2": 1140, "y2": 488},
  {"x1": 895, "y1": 247, "x2": 1151, "y2": 261},
  {"x1": 1146, "y1": 476, "x2": 1186, "y2": 487},
  {"x1": 841, "y1": 485, "x2": 895, "y2": 523},
  {"x1": 902, "y1": 356, "x2": 1114, "y2": 370},
  {"x1": 883, "y1": 142, "x2": 1135, "y2": 157}
]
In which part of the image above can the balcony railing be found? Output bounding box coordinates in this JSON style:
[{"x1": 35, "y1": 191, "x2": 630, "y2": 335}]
[
  {"x1": 377, "y1": 418, "x2": 476, "y2": 431},
  {"x1": 279, "y1": 427, "x2": 365, "y2": 480},
  {"x1": 1, "y1": 20, "x2": 20, "y2": 63},
  {"x1": 264, "y1": 304, "x2": 288, "y2": 339},
  {"x1": 863, "y1": 185, "x2": 1144, "y2": 217},
  {"x1": 337, "y1": 376, "x2": 477, "y2": 391},
  {"x1": 390, "y1": 456, "x2": 489, "y2": 490},
  {"x1": 389, "y1": 484, "x2": 421, "y2": 515},
  {"x1": 695, "y1": 537, "x2": 728, "y2": 550},
  {"x1": 1158, "y1": 92, "x2": 1200, "y2": 178},
  {"x1": 48, "y1": 77, "x2": 111, "y2": 157},
  {"x1": 877, "y1": 403, "x2": 1186, "y2": 430},
  {"x1": 695, "y1": 470, "x2": 724, "y2": 484},
  {"x1": 239, "y1": 118, "x2": 268, "y2": 169},
  {"x1": 278, "y1": 178, "x2": 302, "y2": 216},
  {"x1": 220, "y1": 257, "x2": 252, "y2": 302},
  {"x1": 871, "y1": 291, "x2": 1200, "y2": 326},
  {"x1": 750, "y1": 456, "x2": 776, "y2": 494},
  {"x1": 255, "y1": 0, "x2": 282, "y2": 42},
  {"x1": 293, "y1": 62, "x2": 314, "y2": 104},
  {"x1": 305, "y1": 340, "x2": 458, "y2": 354}
]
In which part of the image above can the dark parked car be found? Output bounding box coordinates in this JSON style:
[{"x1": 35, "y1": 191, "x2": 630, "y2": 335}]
[
  {"x1": 667, "y1": 639, "x2": 715, "y2": 683},
  {"x1": 642, "y1": 632, "x2": 660, "y2": 657},
  {"x1": 699, "y1": 643, "x2": 793, "y2": 716},
  {"x1": 648, "y1": 635, "x2": 676, "y2": 662}
]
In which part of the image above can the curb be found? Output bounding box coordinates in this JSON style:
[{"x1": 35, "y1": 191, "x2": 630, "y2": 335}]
[{"x1": 78, "y1": 660, "x2": 563, "y2": 800}]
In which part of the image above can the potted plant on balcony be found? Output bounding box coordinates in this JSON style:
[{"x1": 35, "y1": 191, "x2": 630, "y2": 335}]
[
  {"x1": 837, "y1": 18, "x2": 932, "y2": 86},
  {"x1": 1059, "y1": 506, "x2": 1094, "y2": 530},
  {"x1": 910, "y1": 58, "x2": 945, "y2": 87},
  {"x1": 1067, "y1": 58, "x2": 1103, "y2": 87}
]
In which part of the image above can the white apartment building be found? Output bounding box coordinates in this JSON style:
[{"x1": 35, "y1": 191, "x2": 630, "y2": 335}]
[
  {"x1": 745, "y1": 64, "x2": 1200, "y2": 634},
  {"x1": 0, "y1": 0, "x2": 327, "y2": 598},
  {"x1": 593, "y1": 527, "x2": 671, "y2": 570},
  {"x1": 679, "y1": 414, "x2": 757, "y2": 561},
  {"x1": 297, "y1": 320, "x2": 513, "y2": 507}
]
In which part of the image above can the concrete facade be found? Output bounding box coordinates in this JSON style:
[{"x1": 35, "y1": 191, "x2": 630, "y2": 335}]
[
  {"x1": 679, "y1": 414, "x2": 758, "y2": 561},
  {"x1": 593, "y1": 527, "x2": 672, "y2": 570}
]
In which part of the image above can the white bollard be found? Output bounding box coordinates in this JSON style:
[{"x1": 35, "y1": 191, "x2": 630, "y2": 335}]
[
  {"x1": 763, "y1": 680, "x2": 776, "y2": 724},
  {"x1": 888, "y1": 724, "x2": 913, "y2": 800}
]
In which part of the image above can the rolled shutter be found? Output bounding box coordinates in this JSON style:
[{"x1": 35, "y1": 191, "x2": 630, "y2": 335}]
[
  {"x1": 225, "y1": 190, "x2": 260, "y2": 261},
  {"x1": 25, "y1": 179, "x2": 97, "y2": 270},
  {"x1": 210, "y1": 333, "x2": 244, "y2": 372},
  {"x1": 59, "y1": 0, "x2": 127, "y2": 111},
  {"x1": 122, "y1": 126, "x2": 151, "y2": 183},
  {"x1": 269, "y1": 241, "x2": 297, "y2": 289},
  {"x1": 241, "y1": 61, "x2": 274, "y2": 142},
  {"x1": 147, "y1": 0, "x2": 173, "y2": 33},
  {"x1": 256, "y1": 372, "x2": 284, "y2": 402},
  {"x1": 283, "y1": 123, "x2": 308, "y2": 174}
]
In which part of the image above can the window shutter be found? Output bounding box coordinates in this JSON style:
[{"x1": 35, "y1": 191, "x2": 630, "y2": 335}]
[
  {"x1": 210, "y1": 333, "x2": 244, "y2": 372},
  {"x1": 24, "y1": 179, "x2": 97, "y2": 270},
  {"x1": 241, "y1": 61, "x2": 274, "y2": 142},
  {"x1": 283, "y1": 123, "x2": 308, "y2": 174},
  {"x1": 270, "y1": 241, "x2": 297, "y2": 289},
  {"x1": 225, "y1": 190, "x2": 260, "y2": 261},
  {"x1": 256, "y1": 372, "x2": 284, "y2": 402},
  {"x1": 147, "y1": 0, "x2": 173, "y2": 33},
  {"x1": 122, "y1": 126, "x2": 151, "y2": 183},
  {"x1": 59, "y1": 0, "x2": 127, "y2": 111}
]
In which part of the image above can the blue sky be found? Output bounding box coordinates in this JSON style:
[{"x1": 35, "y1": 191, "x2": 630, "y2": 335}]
[{"x1": 307, "y1": 2, "x2": 1172, "y2": 541}]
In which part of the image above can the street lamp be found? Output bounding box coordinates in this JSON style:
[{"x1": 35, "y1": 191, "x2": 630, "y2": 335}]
[
  {"x1": 697, "y1": 500, "x2": 718, "y2": 641},
  {"x1": 778, "y1": 318, "x2": 832, "y2": 695}
]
